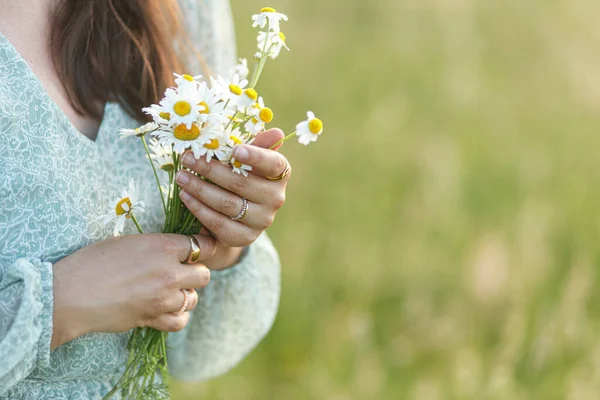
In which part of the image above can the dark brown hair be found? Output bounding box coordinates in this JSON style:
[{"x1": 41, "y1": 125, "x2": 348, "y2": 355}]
[{"x1": 50, "y1": 0, "x2": 189, "y2": 121}]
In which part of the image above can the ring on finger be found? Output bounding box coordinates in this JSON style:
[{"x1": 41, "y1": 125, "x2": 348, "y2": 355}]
[
  {"x1": 185, "y1": 235, "x2": 202, "y2": 264},
  {"x1": 174, "y1": 289, "x2": 189, "y2": 316},
  {"x1": 231, "y1": 197, "x2": 249, "y2": 221},
  {"x1": 265, "y1": 161, "x2": 291, "y2": 181}
]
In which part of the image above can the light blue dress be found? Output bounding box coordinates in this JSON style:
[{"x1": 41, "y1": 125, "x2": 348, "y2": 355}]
[{"x1": 0, "y1": 1, "x2": 281, "y2": 398}]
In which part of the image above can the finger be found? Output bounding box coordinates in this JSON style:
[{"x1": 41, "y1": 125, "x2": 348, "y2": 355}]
[
  {"x1": 252, "y1": 128, "x2": 285, "y2": 151},
  {"x1": 181, "y1": 152, "x2": 271, "y2": 203},
  {"x1": 150, "y1": 312, "x2": 190, "y2": 333},
  {"x1": 178, "y1": 264, "x2": 211, "y2": 289},
  {"x1": 176, "y1": 170, "x2": 273, "y2": 230},
  {"x1": 232, "y1": 144, "x2": 291, "y2": 181},
  {"x1": 180, "y1": 189, "x2": 258, "y2": 248},
  {"x1": 161, "y1": 289, "x2": 199, "y2": 315},
  {"x1": 186, "y1": 289, "x2": 198, "y2": 311},
  {"x1": 170, "y1": 233, "x2": 218, "y2": 263}
]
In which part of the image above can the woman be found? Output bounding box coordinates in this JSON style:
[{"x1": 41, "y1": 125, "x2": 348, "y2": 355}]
[{"x1": 0, "y1": 0, "x2": 289, "y2": 398}]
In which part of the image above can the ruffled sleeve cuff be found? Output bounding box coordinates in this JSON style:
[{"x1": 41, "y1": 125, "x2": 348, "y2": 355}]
[{"x1": 0, "y1": 257, "x2": 54, "y2": 391}]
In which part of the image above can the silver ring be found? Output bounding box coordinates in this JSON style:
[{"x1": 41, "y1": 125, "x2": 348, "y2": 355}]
[{"x1": 231, "y1": 197, "x2": 248, "y2": 221}]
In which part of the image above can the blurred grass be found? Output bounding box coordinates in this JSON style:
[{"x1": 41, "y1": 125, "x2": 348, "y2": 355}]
[{"x1": 173, "y1": 0, "x2": 600, "y2": 398}]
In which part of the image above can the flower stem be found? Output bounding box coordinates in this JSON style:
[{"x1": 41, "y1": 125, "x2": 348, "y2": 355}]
[
  {"x1": 130, "y1": 214, "x2": 144, "y2": 234},
  {"x1": 269, "y1": 131, "x2": 296, "y2": 150},
  {"x1": 141, "y1": 136, "x2": 167, "y2": 215},
  {"x1": 250, "y1": 22, "x2": 271, "y2": 88}
]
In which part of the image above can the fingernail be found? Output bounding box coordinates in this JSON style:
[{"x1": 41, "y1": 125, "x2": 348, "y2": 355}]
[
  {"x1": 233, "y1": 145, "x2": 249, "y2": 162},
  {"x1": 180, "y1": 190, "x2": 190, "y2": 201},
  {"x1": 182, "y1": 152, "x2": 196, "y2": 166},
  {"x1": 176, "y1": 171, "x2": 189, "y2": 184}
]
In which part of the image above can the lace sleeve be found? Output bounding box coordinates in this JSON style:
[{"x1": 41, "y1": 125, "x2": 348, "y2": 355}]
[{"x1": 0, "y1": 257, "x2": 54, "y2": 395}]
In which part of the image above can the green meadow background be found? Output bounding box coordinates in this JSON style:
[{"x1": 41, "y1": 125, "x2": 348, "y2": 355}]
[{"x1": 173, "y1": 0, "x2": 600, "y2": 398}]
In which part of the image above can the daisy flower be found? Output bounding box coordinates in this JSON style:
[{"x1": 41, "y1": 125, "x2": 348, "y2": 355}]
[
  {"x1": 239, "y1": 88, "x2": 259, "y2": 110},
  {"x1": 158, "y1": 87, "x2": 201, "y2": 129},
  {"x1": 143, "y1": 104, "x2": 172, "y2": 126},
  {"x1": 231, "y1": 157, "x2": 253, "y2": 177},
  {"x1": 245, "y1": 97, "x2": 274, "y2": 134},
  {"x1": 252, "y1": 7, "x2": 288, "y2": 33},
  {"x1": 197, "y1": 82, "x2": 229, "y2": 124},
  {"x1": 229, "y1": 58, "x2": 249, "y2": 80},
  {"x1": 296, "y1": 111, "x2": 324, "y2": 146},
  {"x1": 148, "y1": 138, "x2": 175, "y2": 173},
  {"x1": 193, "y1": 130, "x2": 230, "y2": 162},
  {"x1": 257, "y1": 31, "x2": 290, "y2": 59},
  {"x1": 174, "y1": 73, "x2": 202, "y2": 89},
  {"x1": 156, "y1": 122, "x2": 210, "y2": 156},
  {"x1": 103, "y1": 179, "x2": 145, "y2": 236},
  {"x1": 211, "y1": 74, "x2": 251, "y2": 111},
  {"x1": 119, "y1": 122, "x2": 158, "y2": 139},
  {"x1": 225, "y1": 127, "x2": 253, "y2": 148}
]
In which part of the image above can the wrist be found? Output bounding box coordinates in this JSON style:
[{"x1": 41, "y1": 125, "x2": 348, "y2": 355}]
[
  {"x1": 51, "y1": 258, "x2": 88, "y2": 350},
  {"x1": 204, "y1": 242, "x2": 245, "y2": 271}
]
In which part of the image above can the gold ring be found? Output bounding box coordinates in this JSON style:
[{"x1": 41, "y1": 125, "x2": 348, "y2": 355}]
[
  {"x1": 175, "y1": 289, "x2": 189, "y2": 315},
  {"x1": 185, "y1": 235, "x2": 201, "y2": 264},
  {"x1": 265, "y1": 161, "x2": 291, "y2": 181}
]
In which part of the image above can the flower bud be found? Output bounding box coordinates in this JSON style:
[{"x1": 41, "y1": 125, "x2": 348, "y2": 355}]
[{"x1": 253, "y1": 52, "x2": 263, "y2": 61}]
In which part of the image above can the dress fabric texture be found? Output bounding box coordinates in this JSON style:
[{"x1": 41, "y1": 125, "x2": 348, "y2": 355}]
[{"x1": 0, "y1": 0, "x2": 281, "y2": 398}]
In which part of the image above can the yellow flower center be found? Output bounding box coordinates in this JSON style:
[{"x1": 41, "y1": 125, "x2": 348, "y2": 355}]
[
  {"x1": 233, "y1": 160, "x2": 243, "y2": 168},
  {"x1": 230, "y1": 135, "x2": 243, "y2": 145},
  {"x1": 173, "y1": 101, "x2": 192, "y2": 116},
  {"x1": 198, "y1": 101, "x2": 210, "y2": 114},
  {"x1": 174, "y1": 123, "x2": 201, "y2": 141},
  {"x1": 245, "y1": 89, "x2": 258, "y2": 101},
  {"x1": 115, "y1": 197, "x2": 132, "y2": 216},
  {"x1": 159, "y1": 112, "x2": 171, "y2": 121},
  {"x1": 229, "y1": 84, "x2": 243, "y2": 96},
  {"x1": 261, "y1": 7, "x2": 276, "y2": 13},
  {"x1": 204, "y1": 139, "x2": 220, "y2": 150},
  {"x1": 279, "y1": 32, "x2": 286, "y2": 42},
  {"x1": 182, "y1": 74, "x2": 194, "y2": 82},
  {"x1": 309, "y1": 118, "x2": 323, "y2": 134},
  {"x1": 259, "y1": 107, "x2": 274, "y2": 123}
]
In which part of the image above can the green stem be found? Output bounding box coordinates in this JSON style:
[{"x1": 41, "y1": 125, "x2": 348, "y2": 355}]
[
  {"x1": 225, "y1": 112, "x2": 241, "y2": 130},
  {"x1": 161, "y1": 333, "x2": 169, "y2": 373},
  {"x1": 249, "y1": 23, "x2": 271, "y2": 88},
  {"x1": 269, "y1": 131, "x2": 297, "y2": 150},
  {"x1": 102, "y1": 343, "x2": 146, "y2": 400},
  {"x1": 141, "y1": 135, "x2": 167, "y2": 214},
  {"x1": 130, "y1": 214, "x2": 144, "y2": 234}
]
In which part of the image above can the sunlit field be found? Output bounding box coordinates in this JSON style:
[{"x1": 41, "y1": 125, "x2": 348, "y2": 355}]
[{"x1": 173, "y1": 0, "x2": 600, "y2": 398}]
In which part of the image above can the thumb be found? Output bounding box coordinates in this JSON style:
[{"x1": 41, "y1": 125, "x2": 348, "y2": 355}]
[{"x1": 251, "y1": 128, "x2": 285, "y2": 151}]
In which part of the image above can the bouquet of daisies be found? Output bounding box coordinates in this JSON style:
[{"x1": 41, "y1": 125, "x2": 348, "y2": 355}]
[{"x1": 101, "y1": 7, "x2": 323, "y2": 399}]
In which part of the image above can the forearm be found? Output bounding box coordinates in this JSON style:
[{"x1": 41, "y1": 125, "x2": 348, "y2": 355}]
[{"x1": 50, "y1": 256, "x2": 87, "y2": 350}]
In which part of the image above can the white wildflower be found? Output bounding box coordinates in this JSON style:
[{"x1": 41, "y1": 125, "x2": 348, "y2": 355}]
[{"x1": 296, "y1": 111, "x2": 323, "y2": 146}]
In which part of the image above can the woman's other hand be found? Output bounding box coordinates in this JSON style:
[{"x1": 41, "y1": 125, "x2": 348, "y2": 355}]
[
  {"x1": 175, "y1": 129, "x2": 290, "y2": 270},
  {"x1": 51, "y1": 233, "x2": 216, "y2": 349}
]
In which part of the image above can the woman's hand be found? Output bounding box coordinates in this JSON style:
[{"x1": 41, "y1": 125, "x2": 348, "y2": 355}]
[
  {"x1": 51, "y1": 233, "x2": 217, "y2": 349},
  {"x1": 175, "y1": 129, "x2": 290, "y2": 270}
]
